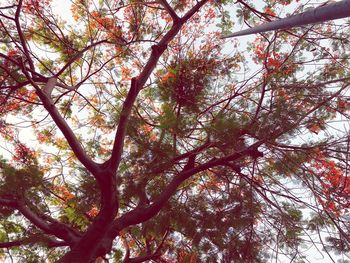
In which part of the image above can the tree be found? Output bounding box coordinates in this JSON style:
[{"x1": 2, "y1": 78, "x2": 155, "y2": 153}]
[{"x1": 0, "y1": 0, "x2": 350, "y2": 262}]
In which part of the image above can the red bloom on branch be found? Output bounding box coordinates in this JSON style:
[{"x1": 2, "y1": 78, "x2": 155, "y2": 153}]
[
  {"x1": 12, "y1": 143, "x2": 36, "y2": 165},
  {"x1": 310, "y1": 157, "x2": 350, "y2": 216},
  {"x1": 23, "y1": 0, "x2": 51, "y2": 13}
]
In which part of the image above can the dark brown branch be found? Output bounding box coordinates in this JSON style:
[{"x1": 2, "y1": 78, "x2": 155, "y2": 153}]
[
  {"x1": 107, "y1": 77, "x2": 139, "y2": 171},
  {"x1": 0, "y1": 239, "x2": 25, "y2": 249},
  {"x1": 54, "y1": 40, "x2": 109, "y2": 78},
  {"x1": 158, "y1": 0, "x2": 179, "y2": 21},
  {"x1": 14, "y1": 0, "x2": 35, "y2": 71},
  {"x1": 0, "y1": 4, "x2": 17, "y2": 10},
  {"x1": 107, "y1": 31, "x2": 180, "y2": 172},
  {"x1": 47, "y1": 239, "x2": 68, "y2": 248},
  {"x1": 0, "y1": 195, "x2": 80, "y2": 245},
  {"x1": 0, "y1": 237, "x2": 67, "y2": 249},
  {"x1": 108, "y1": 0, "x2": 209, "y2": 173},
  {"x1": 0, "y1": 197, "x2": 16, "y2": 206},
  {"x1": 16, "y1": 200, "x2": 81, "y2": 244},
  {"x1": 57, "y1": 172, "x2": 118, "y2": 262},
  {"x1": 16, "y1": 201, "x2": 53, "y2": 233},
  {"x1": 173, "y1": 140, "x2": 212, "y2": 162},
  {"x1": 0, "y1": 53, "x2": 47, "y2": 81},
  {"x1": 113, "y1": 141, "x2": 265, "y2": 231},
  {"x1": 124, "y1": 253, "x2": 161, "y2": 263},
  {"x1": 123, "y1": 230, "x2": 169, "y2": 263},
  {"x1": 180, "y1": 0, "x2": 209, "y2": 22},
  {"x1": 22, "y1": 73, "x2": 100, "y2": 175}
]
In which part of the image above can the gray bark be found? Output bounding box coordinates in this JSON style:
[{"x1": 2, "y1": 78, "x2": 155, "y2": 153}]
[{"x1": 223, "y1": 0, "x2": 350, "y2": 38}]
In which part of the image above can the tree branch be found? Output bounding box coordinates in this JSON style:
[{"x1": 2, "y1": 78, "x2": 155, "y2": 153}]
[
  {"x1": 54, "y1": 40, "x2": 109, "y2": 78},
  {"x1": 108, "y1": 0, "x2": 209, "y2": 172},
  {"x1": 16, "y1": 200, "x2": 81, "y2": 244},
  {"x1": 158, "y1": 0, "x2": 179, "y2": 21},
  {"x1": 107, "y1": 31, "x2": 180, "y2": 172},
  {"x1": 113, "y1": 141, "x2": 265, "y2": 231},
  {"x1": 0, "y1": 240, "x2": 25, "y2": 249},
  {"x1": 0, "y1": 237, "x2": 68, "y2": 249},
  {"x1": 107, "y1": 78, "x2": 139, "y2": 171},
  {"x1": 0, "y1": 197, "x2": 16, "y2": 206},
  {"x1": 0, "y1": 52, "x2": 47, "y2": 81},
  {"x1": 180, "y1": 0, "x2": 209, "y2": 22},
  {"x1": 21, "y1": 71, "x2": 100, "y2": 175},
  {"x1": 14, "y1": 0, "x2": 35, "y2": 71},
  {"x1": 123, "y1": 231, "x2": 168, "y2": 263},
  {"x1": 0, "y1": 195, "x2": 80, "y2": 245}
]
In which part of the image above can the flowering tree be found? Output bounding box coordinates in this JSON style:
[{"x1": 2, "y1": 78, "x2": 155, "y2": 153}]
[{"x1": 1, "y1": 0, "x2": 350, "y2": 262}]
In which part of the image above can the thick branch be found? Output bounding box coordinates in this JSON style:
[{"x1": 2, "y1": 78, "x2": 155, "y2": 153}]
[
  {"x1": 108, "y1": 78, "x2": 138, "y2": 171},
  {"x1": 16, "y1": 201, "x2": 52, "y2": 233},
  {"x1": 14, "y1": 0, "x2": 35, "y2": 71},
  {"x1": 123, "y1": 230, "x2": 168, "y2": 263},
  {"x1": 57, "y1": 171, "x2": 118, "y2": 262},
  {"x1": 180, "y1": 0, "x2": 209, "y2": 22},
  {"x1": 0, "y1": 53, "x2": 47, "y2": 81},
  {"x1": 39, "y1": 80, "x2": 99, "y2": 173},
  {"x1": 158, "y1": 0, "x2": 179, "y2": 21},
  {"x1": 28, "y1": 77, "x2": 100, "y2": 175},
  {"x1": 0, "y1": 240, "x2": 25, "y2": 249},
  {"x1": 0, "y1": 237, "x2": 67, "y2": 249},
  {"x1": 108, "y1": 33, "x2": 180, "y2": 171},
  {"x1": 113, "y1": 142, "x2": 264, "y2": 232},
  {"x1": 0, "y1": 195, "x2": 80, "y2": 245},
  {"x1": 16, "y1": 201, "x2": 81, "y2": 244},
  {"x1": 108, "y1": 0, "x2": 209, "y2": 172},
  {"x1": 0, "y1": 197, "x2": 16, "y2": 206}
]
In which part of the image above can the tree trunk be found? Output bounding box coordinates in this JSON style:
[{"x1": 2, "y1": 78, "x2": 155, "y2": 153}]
[
  {"x1": 59, "y1": 170, "x2": 118, "y2": 262},
  {"x1": 223, "y1": 0, "x2": 350, "y2": 37}
]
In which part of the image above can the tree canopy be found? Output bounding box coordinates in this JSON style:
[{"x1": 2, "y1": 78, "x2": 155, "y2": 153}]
[{"x1": 1, "y1": 0, "x2": 350, "y2": 262}]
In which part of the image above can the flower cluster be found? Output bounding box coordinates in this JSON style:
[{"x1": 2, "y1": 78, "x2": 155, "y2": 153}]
[{"x1": 310, "y1": 151, "x2": 350, "y2": 217}]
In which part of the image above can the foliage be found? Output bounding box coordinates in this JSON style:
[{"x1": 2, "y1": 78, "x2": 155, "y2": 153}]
[{"x1": 0, "y1": 0, "x2": 350, "y2": 262}]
